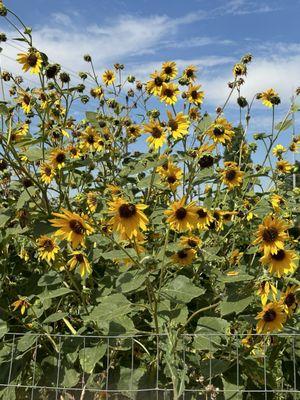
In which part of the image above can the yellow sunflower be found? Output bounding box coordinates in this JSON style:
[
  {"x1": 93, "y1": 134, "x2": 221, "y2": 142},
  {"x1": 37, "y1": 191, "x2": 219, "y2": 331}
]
[
  {"x1": 206, "y1": 118, "x2": 235, "y2": 145},
  {"x1": 161, "y1": 61, "x2": 178, "y2": 80},
  {"x1": 269, "y1": 193, "x2": 285, "y2": 212},
  {"x1": 80, "y1": 126, "x2": 103, "y2": 152},
  {"x1": 172, "y1": 248, "x2": 196, "y2": 266},
  {"x1": 183, "y1": 65, "x2": 197, "y2": 82},
  {"x1": 36, "y1": 235, "x2": 59, "y2": 263},
  {"x1": 272, "y1": 144, "x2": 286, "y2": 158},
  {"x1": 166, "y1": 111, "x2": 190, "y2": 140},
  {"x1": 40, "y1": 163, "x2": 56, "y2": 185},
  {"x1": 281, "y1": 286, "x2": 299, "y2": 317},
  {"x1": 144, "y1": 120, "x2": 166, "y2": 150},
  {"x1": 68, "y1": 251, "x2": 92, "y2": 277},
  {"x1": 186, "y1": 84, "x2": 204, "y2": 106},
  {"x1": 50, "y1": 209, "x2": 94, "y2": 248},
  {"x1": 257, "y1": 281, "x2": 277, "y2": 306},
  {"x1": 160, "y1": 82, "x2": 179, "y2": 105},
  {"x1": 11, "y1": 297, "x2": 30, "y2": 315},
  {"x1": 17, "y1": 91, "x2": 32, "y2": 114},
  {"x1": 164, "y1": 198, "x2": 198, "y2": 232},
  {"x1": 276, "y1": 160, "x2": 293, "y2": 174},
  {"x1": 195, "y1": 206, "x2": 214, "y2": 229},
  {"x1": 126, "y1": 124, "x2": 142, "y2": 139},
  {"x1": 68, "y1": 144, "x2": 82, "y2": 159},
  {"x1": 107, "y1": 198, "x2": 148, "y2": 239},
  {"x1": 146, "y1": 71, "x2": 165, "y2": 96},
  {"x1": 260, "y1": 248, "x2": 298, "y2": 277},
  {"x1": 253, "y1": 215, "x2": 289, "y2": 255},
  {"x1": 87, "y1": 192, "x2": 98, "y2": 213},
  {"x1": 220, "y1": 161, "x2": 244, "y2": 190},
  {"x1": 49, "y1": 148, "x2": 67, "y2": 170},
  {"x1": 229, "y1": 249, "x2": 243, "y2": 266},
  {"x1": 260, "y1": 88, "x2": 280, "y2": 107},
  {"x1": 102, "y1": 69, "x2": 115, "y2": 85},
  {"x1": 17, "y1": 50, "x2": 43, "y2": 74},
  {"x1": 180, "y1": 235, "x2": 201, "y2": 249},
  {"x1": 256, "y1": 301, "x2": 286, "y2": 333},
  {"x1": 161, "y1": 164, "x2": 183, "y2": 191}
]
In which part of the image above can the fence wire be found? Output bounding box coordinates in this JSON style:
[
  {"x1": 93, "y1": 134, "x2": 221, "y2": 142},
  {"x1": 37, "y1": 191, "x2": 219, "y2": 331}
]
[{"x1": 0, "y1": 332, "x2": 299, "y2": 399}]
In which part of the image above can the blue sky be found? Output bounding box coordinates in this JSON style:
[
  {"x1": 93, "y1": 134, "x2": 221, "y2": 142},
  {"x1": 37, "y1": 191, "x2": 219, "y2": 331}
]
[{"x1": 0, "y1": 0, "x2": 299, "y2": 160}]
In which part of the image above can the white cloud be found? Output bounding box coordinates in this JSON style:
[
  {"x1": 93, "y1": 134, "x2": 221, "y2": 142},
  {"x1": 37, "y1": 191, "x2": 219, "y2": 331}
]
[{"x1": 51, "y1": 12, "x2": 72, "y2": 26}]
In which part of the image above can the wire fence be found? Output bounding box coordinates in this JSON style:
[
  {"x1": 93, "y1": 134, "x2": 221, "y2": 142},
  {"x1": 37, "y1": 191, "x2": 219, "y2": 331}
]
[{"x1": 0, "y1": 332, "x2": 299, "y2": 399}]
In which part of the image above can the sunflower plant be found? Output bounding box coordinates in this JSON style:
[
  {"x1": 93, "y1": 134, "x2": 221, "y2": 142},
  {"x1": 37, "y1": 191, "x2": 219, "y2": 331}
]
[{"x1": 0, "y1": 4, "x2": 299, "y2": 399}]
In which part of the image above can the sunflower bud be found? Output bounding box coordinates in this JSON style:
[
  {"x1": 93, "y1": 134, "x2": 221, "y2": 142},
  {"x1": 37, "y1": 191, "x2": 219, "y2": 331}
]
[
  {"x1": 237, "y1": 96, "x2": 248, "y2": 108},
  {"x1": 136, "y1": 81, "x2": 143, "y2": 90},
  {"x1": 47, "y1": 82, "x2": 55, "y2": 90},
  {"x1": 45, "y1": 63, "x2": 60, "y2": 79},
  {"x1": 84, "y1": 54, "x2": 92, "y2": 62},
  {"x1": 216, "y1": 107, "x2": 222, "y2": 114},
  {"x1": 78, "y1": 72, "x2": 87, "y2": 80},
  {"x1": 178, "y1": 77, "x2": 189, "y2": 86},
  {"x1": 127, "y1": 75, "x2": 135, "y2": 83},
  {"x1": 296, "y1": 87, "x2": 300, "y2": 96},
  {"x1": 127, "y1": 89, "x2": 134, "y2": 97},
  {"x1": 0, "y1": 5, "x2": 7, "y2": 16},
  {"x1": 233, "y1": 63, "x2": 247, "y2": 77},
  {"x1": 241, "y1": 53, "x2": 252, "y2": 64},
  {"x1": 151, "y1": 109, "x2": 160, "y2": 118},
  {"x1": 1, "y1": 70, "x2": 10, "y2": 81},
  {"x1": 270, "y1": 95, "x2": 281, "y2": 106},
  {"x1": 59, "y1": 72, "x2": 70, "y2": 84},
  {"x1": 0, "y1": 159, "x2": 8, "y2": 171},
  {"x1": 0, "y1": 32, "x2": 6, "y2": 42}
]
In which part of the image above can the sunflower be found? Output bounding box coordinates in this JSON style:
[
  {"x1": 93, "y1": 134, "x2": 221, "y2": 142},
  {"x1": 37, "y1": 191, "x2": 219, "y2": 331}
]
[
  {"x1": 183, "y1": 65, "x2": 197, "y2": 82},
  {"x1": 87, "y1": 192, "x2": 98, "y2": 213},
  {"x1": 11, "y1": 297, "x2": 30, "y2": 315},
  {"x1": 17, "y1": 50, "x2": 43, "y2": 74},
  {"x1": 68, "y1": 251, "x2": 92, "y2": 277},
  {"x1": 186, "y1": 85, "x2": 204, "y2": 106},
  {"x1": 160, "y1": 82, "x2": 179, "y2": 105},
  {"x1": 180, "y1": 235, "x2": 201, "y2": 249},
  {"x1": 165, "y1": 198, "x2": 198, "y2": 232},
  {"x1": 144, "y1": 120, "x2": 166, "y2": 150},
  {"x1": 272, "y1": 144, "x2": 286, "y2": 158},
  {"x1": 40, "y1": 163, "x2": 56, "y2": 185},
  {"x1": 126, "y1": 124, "x2": 142, "y2": 139},
  {"x1": 107, "y1": 198, "x2": 148, "y2": 239},
  {"x1": 161, "y1": 61, "x2": 178, "y2": 80},
  {"x1": 80, "y1": 126, "x2": 103, "y2": 152},
  {"x1": 232, "y1": 63, "x2": 247, "y2": 77},
  {"x1": 195, "y1": 206, "x2": 214, "y2": 229},
  {"x1": 253, "y1": 215, "x2": 289, "y2": 255},
  {"x1": 49, "y1": 148, "x2": 67, "y2": 170},
  {"x1": 102, "y1": 69, "x2": 115, "y2": 86},
  {"x1": 10, "y1": 123, "x2": 29, "y2": 143},
  {"x1": 172, "y1": 248, "x2": 196, "y2": 266},
  {"x1": 269, "y1": 193, "x2": 285, "y2": 212},
  {"x1": 256, "y1": 302, "x2": 286, "y2": 333},
  {"x1": 68, "y1": 144, "x2": 82, "y2": 159},
  {"x1": 206, "y1": 118, "x2": 234, "y2": 145},
  {"x1": 36, "y1": 235, "x2": 59, "y2": 263},
  {"x1": 189, "y1": 107, "x2": 201, "y2": 120},
  {"x1": 281, "y1": 286, "x2": 299, "y2": 316},
  {"x1": 17, "y1": 91, "x2": 32, "y2": 114},
  {"x1": 260, "y1": 248, "x2": 298, "y2": 277},
  {"x1": 161, "y1": 164, "x2": 183, "y2": 191},
  {"x1": 260, "y1": 88, "x2": 280, "y2": 107},
  {"x1": 220, "y1": 161, "x2": 244, "y2": 190},
  {"x1": 50, "y1": 209, "x2": 94, "y2": 248},
  {"x1": 276, "y1": 160, "x2": 293, "y2": 174},
  {"x1": 166, "y1": 111, "x2": 189, "y2": 140},
  {"x1": 257, "y1": 281, "x2": 277, "y2": 306},
  {"x1": 229, "y1": 249, "x2": 243, "y2": 266},
  {"x1": 146, "y1": 71, "x2": 165, "y2": 96}
]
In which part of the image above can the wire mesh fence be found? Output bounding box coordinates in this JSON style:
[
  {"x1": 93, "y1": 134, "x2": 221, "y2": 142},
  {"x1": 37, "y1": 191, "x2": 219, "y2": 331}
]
[{"x1": 0, "y1": 332, "x2": 299, "y2": 399}]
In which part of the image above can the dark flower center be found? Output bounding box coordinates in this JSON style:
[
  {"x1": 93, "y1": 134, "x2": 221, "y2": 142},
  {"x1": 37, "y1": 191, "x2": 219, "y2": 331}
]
[
  {"x1": 177, "y1": 249, "x2": 188, "y2": 259},
  {"x1": 151, "y1": 127, "x2": 162, "y2": 138},
  {"x1": 199, "y1": 155, "x2": 214, "y2": 169},
  {"x1": 56, "y1": 153, "x2": 66, "y2": 163},
  {"x1": 225, "y1": 169, "x2": 237, "y2": 181},
  {"x1": 69, "y1": 219, "x2": 85, "y2": 235},
  {"x1": 154, "y1": 76, "x2": 163, "y2": 86},
  {"x1": 262, "y1": 227, "x2": 278, "y2": 243},
  {"x1": 213, "y1": 125, "x2": 225, "y2": 136},
  {"x1": 197, "y1": 209, "x2": 207, "y2": 218},
  {"x1": 27, "y1": 53, "x2": 38, "y2": 67},
  {"x1": 168, "y1": 119, "x2": 178, "y2": 131},
  {"x1": 190, "y1": 90, "x2": 198, "y2": 99},
  {"x1": 43, "y1": 239, "x2": 54, "y2": 251},
  {"x1": 75, "y1": 253, "x2": 84, "y2": 263},
  {"x1": 285, "y1": 293, "x2": 296, "y2": 308},
  {"x1": 164, "y1": 66, "x2": 173, "y2": 74},
  {"x1": 271, "y1": 249, "x2": 285, "y2": 261},
  {"x1": 186, "y1": 69, "x2": 194, "y2": 77},
  {"x1": 167, "y1": 175, "x2": 176, "y2": 184},
  {"x1": 188, "y1": 239, "x2": 197, "y2": 247},
  {"x1": 23, "y1": 94, "x2": 30, "y2": 105},
  {"x1": 119, "y1": 203, "x2": 137, "y2": 218},
  {"x1": 87, "y1": 134, "x2": 95, "y2": 144},
  {"x1": 263, "y1": 309, "x2": 277, "y2": 322},
  {"x1": 164, "y1": 88, "x2": 174, "y2": 97},
  {"x1": 175, "y1": 207, "x2": 187, "y2": 220},
  {"x1": 44, "y1": 167, "x2": 52, "y2": 176}
]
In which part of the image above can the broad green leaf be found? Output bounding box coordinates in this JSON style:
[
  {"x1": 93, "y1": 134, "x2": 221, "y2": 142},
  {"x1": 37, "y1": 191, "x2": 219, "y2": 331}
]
[
  {"x1": 161, "y1": 275, "x2": 205, "y2": 304},
  {"x1": 116, "y1": 270, "x2": 146, "y2": 293},
  {"x1": 194, "y1": 317, "x2": 229, "y2": 352},
  {"x1": 0, "y1": 214, "x2": 10, "y2": 228},
  {"x1": 24, "y1": 146, "x2": 43, "y2": 162},
  {"x1": 43, "y1": 312, "x2": 68, "y2": 323},
  {"x1": 220, "y1": 295, "x2": 253, "y2": 316},
  {"x1": 79, "y1": 342, "x2": 106, "y2": 373},
  {"x1": 0, "y1": 320, "x2": 8, "y2": 339},
  {"x1": 38, "y1": 287, "x2": 73, "y2": 301},
  {"x1": 17, "y1": 333, "x2": 38, "y2": 352},
  {"x1": 275, "y1": 118, "x2": 293, "y2": 132},
  {"x1": 219, "y1": 274, "x2": 254, "y2": 283}
]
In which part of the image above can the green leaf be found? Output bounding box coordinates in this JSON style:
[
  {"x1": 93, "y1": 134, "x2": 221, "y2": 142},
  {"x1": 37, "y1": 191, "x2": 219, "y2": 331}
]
[
  {"x1": 16, "y1": 187, "x2": 37, "y2": 209},
  {"x1": 0, "y1": 214, "x2": 10, "y2": 228},
  {"x1": 219, "y1": 273, "x2": 254, "y2": 283},
  {"x1": 0, "y1": 103, "x2": 9, "y2": 116},
  {"x1": 194, "y1": 317, "x2": 229, "y2": 352},
  {"x1": 79, "y1": 342, "x2": 106, "y2": 373},
  {"x1": 220, "y1": 295, "x2": 253, "y2": 316},
  {"x1": 275, "y1": 118, "x2": 293, "y2": 132},
  {"x1": 17, "y1": 333, "x2": 38, "y2": 352},
  {"x1": 0, "y1": 320, "x2": 8, "y2": 339},
  {"x1": 43, "y1": 312, "x2": 68, "y2": 323},
  {"x1": 115, "y1": 270, "x2": 146, "y2": 293},
  {"x1": 38, "y1": 287, "x2": 73, "y2": 301},
  {"x1": 24, "y1": 146, "x2": 43, "y2": 162},
  {"x1": 161, "y1": 275, "x2": 205, "y2": 304}
]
